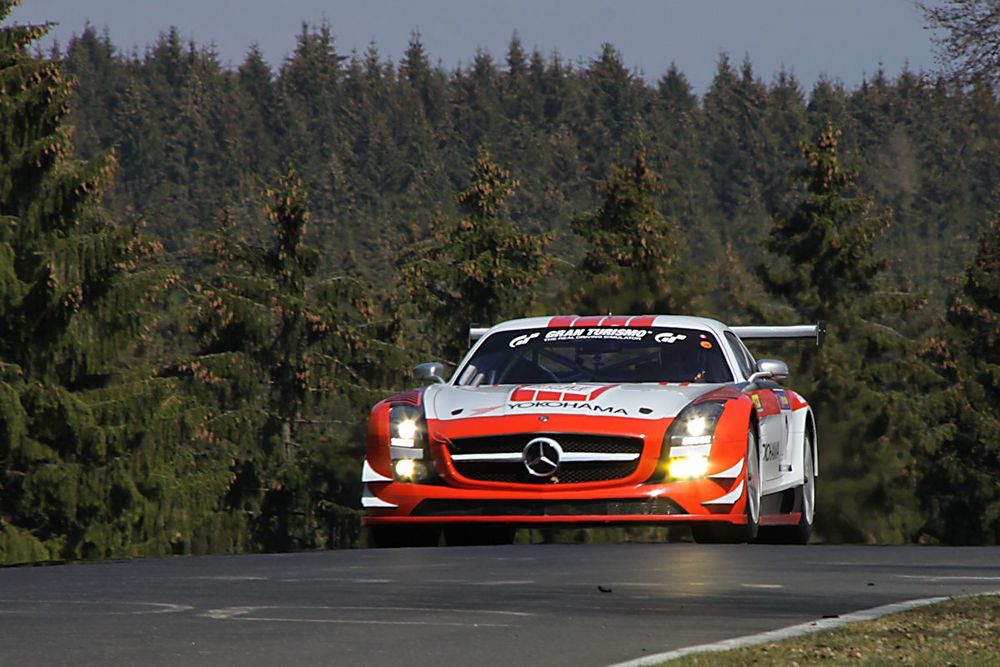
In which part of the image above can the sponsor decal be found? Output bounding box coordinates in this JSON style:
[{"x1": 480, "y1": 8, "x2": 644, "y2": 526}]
[
  {"x1": 763, "y1": 441, "x2": 780, "y2": 462},
  {"x1": 543, "y1": 328, "x2": 650, "y2": 342},
  {"x1": 508, "y1": 401, "x2": 628, "y2": 415},
  {"x1": 750, "y1": 393, "x2": 763, "y2": 411},
  {"x1": 773, "y1": 389, "x2": 791, "y2": 411},
  {"x1": 654, "y1": 332, "x2": 687, "y2": 344},
  {"x1": 510, "y1": 384, "x2": 616, "y2": 403},
  {"x1": 509, "y1": 332, "x2": 540, "y2": 348}
]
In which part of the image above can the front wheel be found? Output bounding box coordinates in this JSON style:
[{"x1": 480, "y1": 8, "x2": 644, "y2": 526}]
[{"x1": 692, "y1": 426, "x2": 761, "y2": 544}]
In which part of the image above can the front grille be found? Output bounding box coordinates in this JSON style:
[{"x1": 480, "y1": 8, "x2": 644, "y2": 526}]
[
  {"x1": 446, "y1": 433, "x2": 644, "y2": 485},
  {"x1": 412, "y1": 498, "x2": 684, "y2": 517}
]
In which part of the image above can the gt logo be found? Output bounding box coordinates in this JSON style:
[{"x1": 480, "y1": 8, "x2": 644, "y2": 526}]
[
  {"x1": 654, "y1": 332, "x2": 687, "y2": 344},
  {"x1": 509, "y1": 332, "x2": 540, "y2": 348}
]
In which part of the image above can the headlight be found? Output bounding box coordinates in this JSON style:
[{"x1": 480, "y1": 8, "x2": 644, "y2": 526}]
[
  {"x1": 393, "y1": 417, "x2": 419, "y2": 446},
  {"x1": 668, "y1": 402, "x2": 724, "y2": 447},
  {"x1": 659, "y1": 401, "x2": 726, "y2": 481},
  {"x1": 388, "y1": 404, "x2": 433, "y2": 482}
]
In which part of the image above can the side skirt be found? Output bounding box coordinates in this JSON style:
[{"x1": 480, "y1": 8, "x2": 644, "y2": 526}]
[{"x1": 760, "y1": 487, "x2": 802, "y2": 517}]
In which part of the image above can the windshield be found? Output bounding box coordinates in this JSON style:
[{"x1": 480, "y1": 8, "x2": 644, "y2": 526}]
[{"x1": 455, "y1": 327, "x2": 734, "y2": 386}]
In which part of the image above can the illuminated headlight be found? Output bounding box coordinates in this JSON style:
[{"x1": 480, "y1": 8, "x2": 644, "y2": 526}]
[
  {"x1": 394, "y1": 459, "x2": 430, "y2": 481},
  {"x1": 667, "y1": 453, "x2": 709, "y2": 480},
  {"x1": 392, "y1": 418, "x2": 418, "y2": 447},
  {"x1": 389, "y1": 404, "x2": 432, "y2": 482},
  {"x1": 394, "y1": 459, "x2": 416, "y2": 478},
  {"x1": 659, "y1": 401, "x2": 726, "y2": 481},
  {"x1": 668, "y1": 402, "x2": 725, "y2": 448}
]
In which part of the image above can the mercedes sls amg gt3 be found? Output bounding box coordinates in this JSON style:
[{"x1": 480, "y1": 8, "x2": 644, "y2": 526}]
[{"x1": 361, "y1": 315, "x2": 821, "y2": 546}]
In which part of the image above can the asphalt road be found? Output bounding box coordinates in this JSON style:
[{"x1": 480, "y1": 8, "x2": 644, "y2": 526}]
[{"x1": 1, "y1": 543, "x2": 998, "y2": 667}]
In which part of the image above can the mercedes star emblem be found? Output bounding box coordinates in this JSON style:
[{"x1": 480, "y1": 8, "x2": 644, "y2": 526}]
[{"x1": 522, "y1": 437, "x2": 562, "y2": 478}]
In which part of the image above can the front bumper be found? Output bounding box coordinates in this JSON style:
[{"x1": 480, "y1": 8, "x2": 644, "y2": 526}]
[{"x1": 362, "y1": 478, "x2": 750, "y2": 527}]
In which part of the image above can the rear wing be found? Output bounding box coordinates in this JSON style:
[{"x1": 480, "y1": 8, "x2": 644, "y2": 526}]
[
  {"x1": 469, "y1": 326, "x2": 490, "y2": 348},
  {"x1": 731, "y1": 322, "x2": 825, "y2": 346}
]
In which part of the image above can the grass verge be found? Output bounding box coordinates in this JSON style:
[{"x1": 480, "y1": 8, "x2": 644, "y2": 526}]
[{"x1": 664, "y1": 594, "x2": 999, "y2": 666}]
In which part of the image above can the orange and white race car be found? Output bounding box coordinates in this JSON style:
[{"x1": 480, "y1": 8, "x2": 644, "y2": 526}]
[{"x1": 361, "y1": 315, "x2": 822, "y2": 547}]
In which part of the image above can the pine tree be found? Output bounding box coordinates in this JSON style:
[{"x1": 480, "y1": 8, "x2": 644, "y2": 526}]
[
  {"x1": 183, "y1": 167, "x2": 393, "y2": 550},
  {"x1": 0, "y1": 1, "x2": 224, "y2": 563},
  {"x1": 399, "y1": 145, "x2": 551, "y2": 362},
  {"x1": 568, "y1": 146, "x2": 697, "y2": 316},
  {"x1": 701, "y1": 55, "x2": 769, "y2": 249},
  {"x1": 759, "y1": 122, "x2": 928, "y2": 543},
  {"x1": 919, "y1": 215, "x2": 1000, "y2": 544}
]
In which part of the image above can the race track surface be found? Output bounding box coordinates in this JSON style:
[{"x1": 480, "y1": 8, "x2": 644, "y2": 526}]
[{"x1": 1, "y1": 543, "x2": 998, "y2": 666}]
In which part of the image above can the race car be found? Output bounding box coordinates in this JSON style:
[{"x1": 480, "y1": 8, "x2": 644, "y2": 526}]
[{"x1": 361, "y1": 315, "x2": 821, "y2": 547}]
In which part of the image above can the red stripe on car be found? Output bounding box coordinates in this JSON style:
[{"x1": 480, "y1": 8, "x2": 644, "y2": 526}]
[{"x1": 571, "y1": 316, "x2": 605, "y2": 327}]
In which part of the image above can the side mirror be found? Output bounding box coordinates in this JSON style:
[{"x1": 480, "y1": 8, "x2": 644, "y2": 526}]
[
  {"x1": 747, "y1": 358, "x2": 789, "y2": 384},
  {"x1": 413, "y1": 362, "x2": 447, "y2": 384}
]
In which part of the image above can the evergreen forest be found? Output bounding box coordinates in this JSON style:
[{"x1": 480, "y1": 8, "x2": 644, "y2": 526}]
[{"x1": 1, "y1": 1, "x2": 999, "y2": 563}]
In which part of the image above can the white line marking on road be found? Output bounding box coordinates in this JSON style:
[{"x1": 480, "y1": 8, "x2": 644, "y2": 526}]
[
  {"x1": 204, "y1": 606, "x2": 257, "y2": 620},
  {"x1": 0, "y1": 600, "x2": 193, "y2": 615},
  {"x1": 131, "y1": 602, "x2": 196, "y2": 615},
  {"x1": 222, "y1": 616, "x2": 516, "y2": 627},
  {"x1": 186, "y1": 576, "x2": 269, "y2": 581},
  {"x1": 277, "y1": 577, "x2": 394, "y2": 583},
  {"x1": 425, "y1": 578, "x2": 536, "y2": 586},
  {"x1": 893, "y1": 575, "x2": 1000, "y2": 582},
  {"x1": 605, "y1": 590, "x2": 1000, "y2": 667},
  {"x1": 201, "y1": 605, "x2": 523, "y2": 627},
  {"x1": 297, "y1": 605, "x2": 533, "y2": 617},
  {"x1": 740, "y1": 584, "x2": 783, "y2": 589}
]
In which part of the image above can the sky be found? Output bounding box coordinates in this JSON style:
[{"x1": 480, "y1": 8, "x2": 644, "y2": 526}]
[{"x1": 10, "y1": 0, "x2": 941, "y2": 94}]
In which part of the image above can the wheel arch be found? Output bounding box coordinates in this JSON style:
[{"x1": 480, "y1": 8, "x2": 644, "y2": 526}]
[{"x1": 804, "y1": 408, "x2": 818, "y2": 478}]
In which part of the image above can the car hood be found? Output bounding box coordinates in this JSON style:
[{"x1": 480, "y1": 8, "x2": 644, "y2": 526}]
[{"x1": 425, "y1": 383, "x2": 722, "y2": 422}]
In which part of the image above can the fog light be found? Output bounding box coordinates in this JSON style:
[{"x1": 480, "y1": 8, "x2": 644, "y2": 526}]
[
  {"x1": 394, "y1": 459, "x2": 416, "y2": 479},
  {"x1": 393, "y1": 459, "x2": 429, "y2": 481},
  {"x1": 668, "y1": 455, "x2": 709, "y2": 480}
]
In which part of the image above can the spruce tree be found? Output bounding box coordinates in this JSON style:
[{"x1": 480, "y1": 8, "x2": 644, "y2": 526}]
[
  {"x1": 919, "y1": 215, "x2": 1000, "y2": 544},
  {"x1": 701, "y1": 55, "x2": 769, "y2": 249},
  {"x1": 569, "y1": 146, "x2": 697, "y2": 316},
  {"x1": 399, "y1": 145, "x2": 551, "y2": 363},
  {"x1": 184, "y1": 167, "x2": 392, "y2": 550},
  {"x1": 0, "y1": 1, "x2": 227, "y2": 563},
  {"x1": 759, "y1": 122, "x2": 928, "y2": 543}
]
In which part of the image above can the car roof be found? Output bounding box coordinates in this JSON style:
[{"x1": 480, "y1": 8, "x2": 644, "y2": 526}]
[
  {"x1": 484, "y1": 315, "x2": 730, "y2": 335},
  {"x1": 454, "y1": 314, "x2": 745, "y2": 385}
]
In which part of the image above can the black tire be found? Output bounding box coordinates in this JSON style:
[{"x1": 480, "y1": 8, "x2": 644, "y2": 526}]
[
  {"x1": 444, "y1": 525, "x2": 516, "y2": 546},
  {"x1": 369, "y1": 525, "x2": 441, "y2": 548},
  {"x1": 692, "y1": 426, "x2": 761, "y2": 544},
  {"x1": 757, "y1": 429, "x2": 815, "y2": 545}
]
